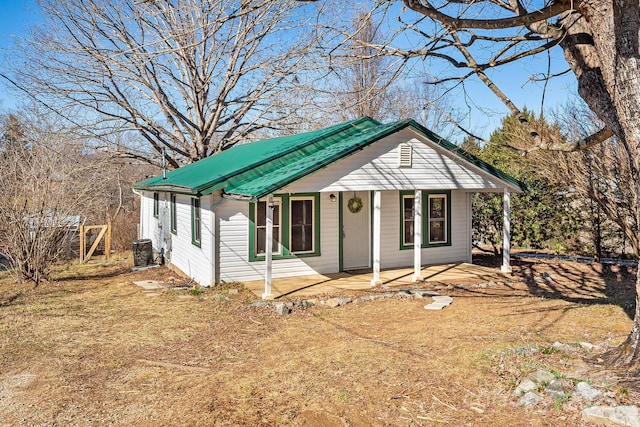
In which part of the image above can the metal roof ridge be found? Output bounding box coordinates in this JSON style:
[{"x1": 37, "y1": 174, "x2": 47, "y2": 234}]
[
  {"x1": 191, "y1": 117, "x2": 381, "y2": 194},
  {"x1": 133, "y1": 117, "x2": 380, "y2": 192},
  {"x1": 245, "y1": 119, "x2": 413, "y2": 200}
]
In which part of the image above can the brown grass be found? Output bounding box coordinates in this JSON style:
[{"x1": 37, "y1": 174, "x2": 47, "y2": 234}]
[{"x1": 0, "y1": 255, "x2": 637, "y2": 426}]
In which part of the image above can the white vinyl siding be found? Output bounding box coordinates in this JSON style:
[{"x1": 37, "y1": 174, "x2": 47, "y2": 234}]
[
  {"x1": 167, "y1": 193, "x2": 213, "y2": 286},
  {"x1": 379, "y1": 190, "x2": 468, "y2": 269},
  {"x1": 284, "y1": 129, "x2": 510, "y2": 194},
  {"x1": 218, "y1": 194, "x2": 339, "y2": 283}
]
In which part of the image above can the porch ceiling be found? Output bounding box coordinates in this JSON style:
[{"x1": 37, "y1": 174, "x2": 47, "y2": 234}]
[{"x1": 243, "y1": 262, "x2": 505, "y2": 299}]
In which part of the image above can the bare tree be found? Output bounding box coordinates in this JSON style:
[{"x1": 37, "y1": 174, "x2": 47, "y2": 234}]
[
  {"x1": 9, "y1": 0, "x2": 320, "y2": 168},
  {"x1": 297, "y1": 0, "x2": 640, "y2": 368},
  {"x1": 555, "y1": 101, "x2": 639, "y2": 259},
  {"x1": 387, "y1": 0, "x2": 640, "y2": 369},
  {"x1": 0, "y1": 111, "x2": 113, "y2": 283},
  {"x1": 319, "y1": 6, "x2": 456, "y2": 133}
]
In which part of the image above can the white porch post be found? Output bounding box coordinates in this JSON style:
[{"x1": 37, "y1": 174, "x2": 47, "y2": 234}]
[
  {"x1": 412, "y1": 189, "x2": 423, "y2": 282},
  {"x1": 501, "y1": 189, "x2": 512, "y2": 273},
  {"x1": 371, "y1": 190, "x2": 382, "y2": 286},
  {"x1": 262, "y1": 196, "x2": 274, "y2": 299}
]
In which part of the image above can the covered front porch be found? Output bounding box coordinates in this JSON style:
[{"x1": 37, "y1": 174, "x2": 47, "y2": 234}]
[{"x1": 244, "y1": 262, "x2": 506, "y2": 299}]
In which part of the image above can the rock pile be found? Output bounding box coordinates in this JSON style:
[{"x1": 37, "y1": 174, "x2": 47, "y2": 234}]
[
  {"x1": 249, "y1": 287, "x2": 448, "y2": 315},
  {"x1": 514, "y1": 367, "x2": 639, "y2": 426}
]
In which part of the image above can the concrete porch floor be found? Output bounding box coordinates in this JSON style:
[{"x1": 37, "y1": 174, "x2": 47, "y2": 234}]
[{"x1": 243, "y1": 262, "x2": 506, "y2": 299}]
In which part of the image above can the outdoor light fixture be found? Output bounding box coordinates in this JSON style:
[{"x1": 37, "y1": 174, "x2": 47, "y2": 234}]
[{"x1": 329, "y1": 193, "x2": 337, "y2": 202}]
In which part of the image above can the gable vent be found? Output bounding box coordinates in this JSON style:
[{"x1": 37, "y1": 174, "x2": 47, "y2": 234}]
[{"x1": 398, "y1": 143, "x2": 412, "y2": 167}]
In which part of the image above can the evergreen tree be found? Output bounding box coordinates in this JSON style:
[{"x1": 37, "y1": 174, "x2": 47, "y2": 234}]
[{"x1": 466, "y1": 112, "x2": 582, "y2": 254}]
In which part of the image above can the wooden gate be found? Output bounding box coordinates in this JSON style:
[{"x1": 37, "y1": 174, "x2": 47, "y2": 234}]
[{"x1": 79, "y1": 222, "x2": 112, "y2": 263}]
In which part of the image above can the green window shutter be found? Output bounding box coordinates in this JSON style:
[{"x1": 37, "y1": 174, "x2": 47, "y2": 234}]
[
  {"x1": 170, "y1": 194, "x2": 177, "y2": 234},
  {"x1": 191, "y1": 197, "x2": 201, "y2": 247},
  {"x1": 153, "y1": 192, "x2": 159, "y2": 217}
]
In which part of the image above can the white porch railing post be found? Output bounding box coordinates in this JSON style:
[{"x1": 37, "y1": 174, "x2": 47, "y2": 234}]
[
  {"x1": 412, "y1": 189, "x2": 423, "y2": 282},
  {"x1": 263, "y1": 197, "x2": 274, "y2": 299},
  {"x1": 501, "y1": 189, "x2": 512, "y2": 273},
  {"x1": 371, "y1": 190, "x2": 382, "y2": 286}
]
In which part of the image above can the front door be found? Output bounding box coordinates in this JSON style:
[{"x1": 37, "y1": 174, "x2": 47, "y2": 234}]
[{"x1": 342, "y1": 191, "x2": 370, "y2": 270}]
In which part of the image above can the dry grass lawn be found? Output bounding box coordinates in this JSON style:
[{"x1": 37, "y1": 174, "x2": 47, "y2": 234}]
[{"x1": 0, "y1": 254, "x2": 638, "y2": 426}]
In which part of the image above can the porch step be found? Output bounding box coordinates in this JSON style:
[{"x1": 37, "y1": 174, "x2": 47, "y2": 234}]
[{"x1": 424, "y1": 295, "x2": 453, "y2": 310}]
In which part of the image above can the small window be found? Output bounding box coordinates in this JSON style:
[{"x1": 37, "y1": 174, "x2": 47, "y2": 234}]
[
  {"x1": 290, "y1": 197, "x2": 314, "y2": 253},
  {"x1": 402, "y1": 195, "x2": 415, "y2": 245},
  {"x1": 170, "y1": 194, "x2": 177, "y2": 234},
  {"x1": 255, "y1": 199, "x2": 281, "y2": 256},
  {"x1": 153, "y1": 192, "x2": 159, "y2": 217},
  {"x1": 399, "y1": 143, "x2": 412, "y2": 167},
  {"x1": 428, "y1": 195, "x2": 447, "y2": 244},
  {"x1": 191, "y1": 197, "x2": 201, "y2": 246}
]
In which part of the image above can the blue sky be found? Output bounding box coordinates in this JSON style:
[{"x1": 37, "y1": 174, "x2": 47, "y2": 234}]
[
  {"x1": 0, "y1": 0, "x2": 577, "y2": 141},
  {"x1": 0, "y1": 0, "x2": 41, "y2": 110}
]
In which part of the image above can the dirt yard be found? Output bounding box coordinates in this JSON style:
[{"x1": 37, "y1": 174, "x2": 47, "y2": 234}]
[{"x1": 0, "y1": 255, "x2": 638, "y2": 426}]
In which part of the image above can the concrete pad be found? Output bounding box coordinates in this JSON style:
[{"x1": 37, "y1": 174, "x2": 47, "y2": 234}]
[{"x1": 133, "y1": 280, "x2": 165, "y2": 290}]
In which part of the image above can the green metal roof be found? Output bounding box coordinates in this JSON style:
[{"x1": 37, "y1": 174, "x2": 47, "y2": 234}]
[{"x1": 134, "y1": 117, "x2": 525, "y2": 200}]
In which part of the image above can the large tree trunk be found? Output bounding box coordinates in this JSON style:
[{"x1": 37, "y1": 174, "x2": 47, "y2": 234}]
[{"x1": 571, "y1": 1, "x2": 640, "y2": 368}]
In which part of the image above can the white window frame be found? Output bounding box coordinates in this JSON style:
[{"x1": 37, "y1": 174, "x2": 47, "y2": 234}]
[
  {"x1": 428, "y1": 194, "x2": 447, "y2": 245},
  {"x1": 255, "y1": 198, "x2": 282, "y2": 256}
]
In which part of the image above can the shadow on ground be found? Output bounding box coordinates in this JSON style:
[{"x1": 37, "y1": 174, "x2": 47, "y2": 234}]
[{"x1": 473, "y1": 253, "x2": 637, "y2": 320}]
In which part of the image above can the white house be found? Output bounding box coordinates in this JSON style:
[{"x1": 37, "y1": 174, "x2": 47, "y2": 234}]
[{"x1": 134, "y1": 117, "x2": 524, "y2": 298}]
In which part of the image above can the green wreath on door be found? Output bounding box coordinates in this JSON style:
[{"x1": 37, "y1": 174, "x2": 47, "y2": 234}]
[{"x1": 347, "y1": 197, "x2": 363, "y2": 213}]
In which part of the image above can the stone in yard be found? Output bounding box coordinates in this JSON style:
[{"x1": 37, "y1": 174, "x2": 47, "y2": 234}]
[
  {"x1": 249, "y1": 301, "x2": 270, "y2": 307},
  {"x1": 299, "y1": 300, "x2": 316, "y2": 308},
  {"x1": 579, "y1": 341, "x2": 598, "y2": 351},
  {"x1": 518, "y1": 391, "x2": 543, "y2": 407},
  {"x1": 511, "y1": 344, "x2": 539, "y2": 356},
  {"x1": 575, "y1": 382, "x2": 602, "y2": 401},
  {"x1": 424, "y1": 303, "x2": 448, "y2": 310},
  {"x1": 552, "y1": 341, "x2": 576, "y2": 352},
  {"x1": 409, "y1": 289, "x2": 439, "y2": 297},
  {"x1": 353, "y1": 295, "x2": 375, "y2": 304},
  {"x1": 274, "y1": 302, "x2": 290, "y2": 315},
  {"x1": 529, "y1": 369, "x2": 556, "y2": 385},
  {"x1": 424, "y1": 295, "x2": 453, "y2": 310},
  {"x1": 545, "y1": 379, "x2": 567, "y2": 399},
  {"x1": 306, "y1": 298, "x2": 320, "y2": 306},
  {"x1": 582, "y1": 406, "x2": 640, "y2": 427},
  {"x1": 325, "y1": 297, "x2": 352, "y2": 308},
  {"x1": 227, "y1": 289, "x2": 239, "y2": 295},
  {"x1": 514, "y1": 378, "x2": 537, "y2": 397}
]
